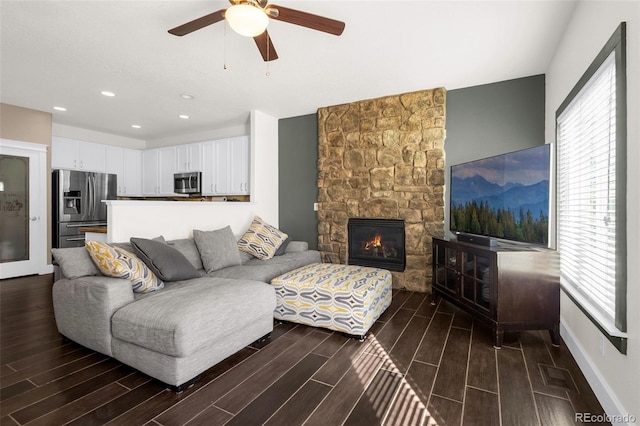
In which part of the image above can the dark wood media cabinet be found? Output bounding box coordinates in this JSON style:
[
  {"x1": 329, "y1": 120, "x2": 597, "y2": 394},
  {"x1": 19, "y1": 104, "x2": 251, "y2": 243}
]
[{"x1": 431, "y1": 237, "x2": 560, "y2": 348}]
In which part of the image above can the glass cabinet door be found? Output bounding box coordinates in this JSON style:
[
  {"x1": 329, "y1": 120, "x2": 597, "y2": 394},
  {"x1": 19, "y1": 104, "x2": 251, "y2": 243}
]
[
  {"x1": 460, "y1": 250, "x2": 492, "y2": 311},
  {"x1": 434, "y1": 243, "x2": 458, "y2": 293}
]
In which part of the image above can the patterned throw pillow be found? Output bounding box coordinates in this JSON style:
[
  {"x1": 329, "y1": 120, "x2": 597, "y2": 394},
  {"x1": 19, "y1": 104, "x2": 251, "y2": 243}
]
[
  {"x1": 237, "y1": 216, "x2": 288, "y2": 260},
  {"x1": 85, "y1": 241, "x2": 164, "y2": 293}
]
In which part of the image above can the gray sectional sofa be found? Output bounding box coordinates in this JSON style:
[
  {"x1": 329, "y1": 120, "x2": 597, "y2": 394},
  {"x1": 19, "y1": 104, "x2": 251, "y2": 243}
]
[{"x1": 51, "y1": 236, "x2": 320, "y2": 391}]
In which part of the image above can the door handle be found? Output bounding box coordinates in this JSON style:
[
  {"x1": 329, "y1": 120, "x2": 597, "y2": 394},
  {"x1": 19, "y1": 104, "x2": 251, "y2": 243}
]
[{"x1": 30, "y1": 216, "x2": 38, "y2": 221}]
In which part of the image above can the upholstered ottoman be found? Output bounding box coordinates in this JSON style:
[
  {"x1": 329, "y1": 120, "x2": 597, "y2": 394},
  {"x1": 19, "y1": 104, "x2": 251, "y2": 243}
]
[{"x1": 270, "y1": 263, "x2": 392, "y2": 338}]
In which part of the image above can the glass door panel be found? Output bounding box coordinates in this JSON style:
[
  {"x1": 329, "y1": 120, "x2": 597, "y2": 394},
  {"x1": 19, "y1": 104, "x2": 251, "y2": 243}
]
[
  {"x1": 434, "y1": 244, "x2": 458, "y2": 293},
  {"x1": 0, "y1": 154, "x2": 29, "y2": 263},
  {"x1": 476, "y1": 255, "x2": 491, "y2": 309},
  {"x1": 461, "y1": 252, "x2": 475, "y2": 302},
  {"x1": 460, "y1": 251, "x2": 491, "y2": 311}
]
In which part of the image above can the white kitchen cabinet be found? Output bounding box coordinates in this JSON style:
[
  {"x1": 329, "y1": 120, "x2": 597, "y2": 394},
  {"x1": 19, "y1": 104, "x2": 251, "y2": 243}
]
[
  {"x1": 175, "y1": 143, "x2": 202, "y2": 173},
  {"x1": 158, "y1": 147, "x2": 176, "y2": 195},
  {"x1": 229, "y1": 136, "x2": 250, "y2": 195},
  {"x1": 142, "y1": 149, "x2": 159, "y2": 195},
  {"x1": 202, "y1": 139, "x2": 230, "y2": 195},
  {"x1": 106, "y1": 147, "x2": 142, "y2": 196},
  {"x1": 122, "y1": 149, "x2": 142, "y2": 196},
  {"x1": 105, "y1": 146, "x2": 124, "y2": 187},
  {"x1": 142, "y1": 147, "x2": 176, "y2": 196},
  {"x1": 52, "y1": 137, "x2": 106, "y2": 172},
  {"x1": 106, "y1": 146, "x2": 123, "y2": 175}
]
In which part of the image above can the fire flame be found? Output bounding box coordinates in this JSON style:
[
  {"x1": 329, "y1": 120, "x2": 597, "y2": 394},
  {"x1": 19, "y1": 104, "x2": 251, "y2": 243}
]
[{"x1": 364, "y1": 234, "x2": 382, "y2": 250}]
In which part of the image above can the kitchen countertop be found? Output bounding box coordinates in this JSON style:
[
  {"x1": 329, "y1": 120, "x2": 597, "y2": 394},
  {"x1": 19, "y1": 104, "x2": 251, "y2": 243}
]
[{"x1": 79, "y1": 226, "x2": 107, "y2": 234}]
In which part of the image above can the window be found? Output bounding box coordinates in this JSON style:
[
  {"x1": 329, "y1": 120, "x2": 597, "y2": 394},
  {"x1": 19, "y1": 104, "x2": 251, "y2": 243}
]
[{"x1": 556, "y1": 23, "x2": 627, "y2": 353}]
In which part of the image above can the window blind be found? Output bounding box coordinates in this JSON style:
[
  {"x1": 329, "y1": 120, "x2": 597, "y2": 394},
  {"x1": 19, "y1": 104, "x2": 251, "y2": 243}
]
[{"x1": 557, "y1": 52, "x2": 619, "y2": 327}]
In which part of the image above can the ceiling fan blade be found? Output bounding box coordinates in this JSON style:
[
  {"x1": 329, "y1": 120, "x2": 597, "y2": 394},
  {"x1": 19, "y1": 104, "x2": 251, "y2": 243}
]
[
  {"x1": 168, "y1": 9, "x2": 225, "y2": 36},
  {"x1": 254, "y1": 30, "x2": 278, "y2": 62},
  {"x1": 270, "y1": 5, "x2": 345, "y2": 36}
]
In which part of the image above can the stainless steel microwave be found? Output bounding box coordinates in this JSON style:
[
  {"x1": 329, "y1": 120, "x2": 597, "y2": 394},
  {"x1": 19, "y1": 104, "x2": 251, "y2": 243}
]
[{"x1": 174, "y1": 171, "x2": 202, "y2": 194}]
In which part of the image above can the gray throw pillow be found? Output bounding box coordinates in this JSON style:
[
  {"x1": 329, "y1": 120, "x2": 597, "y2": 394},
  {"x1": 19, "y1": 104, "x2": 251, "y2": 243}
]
[
  {"x1": 51, "y1": 247, "x2": 101, "y2": 279},
  {"x1": 166, "y1": 238, "x2": 204, "y2": 271},
  {"x1": 274, "y1": 237, "x2": 290, "y2": 256},
  {"x1": 193, "y1": 226, "x2": 242, "y2": 273},
  {"x1": 130, "y1": 237, "x2": 200, "y2": 281}
]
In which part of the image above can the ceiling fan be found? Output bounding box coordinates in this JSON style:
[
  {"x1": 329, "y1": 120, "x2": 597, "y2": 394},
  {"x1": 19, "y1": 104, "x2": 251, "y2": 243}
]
[{"x1": 168, "y1": 0, "x2": 346, "y2": 62}]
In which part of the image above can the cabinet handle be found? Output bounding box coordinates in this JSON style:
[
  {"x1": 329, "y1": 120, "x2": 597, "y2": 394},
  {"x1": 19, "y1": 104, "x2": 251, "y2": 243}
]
[
  {"x1": 124, "y1": 186, "x2": 127, "y2": 194},
  {"x1": 74, "y1": 159, "x2": 77, "y2": 167},
  {"x1": 80, "y1": 160, "x2": 84, "y2": 168}
]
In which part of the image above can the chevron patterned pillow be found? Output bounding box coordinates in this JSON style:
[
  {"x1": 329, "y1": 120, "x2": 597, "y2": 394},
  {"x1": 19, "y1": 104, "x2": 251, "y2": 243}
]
[
  {"x1": 85, "y1": 241, "x2": 164, "y2": 293},
  {"x1": 237, "y1": 216, "x2": 288, "y2": 260}
]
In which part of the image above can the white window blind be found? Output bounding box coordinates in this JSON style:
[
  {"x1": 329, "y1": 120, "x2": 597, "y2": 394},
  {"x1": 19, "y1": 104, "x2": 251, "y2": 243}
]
[{"x1": 557, "y1": 52, "x2": 619, "y2": 328}]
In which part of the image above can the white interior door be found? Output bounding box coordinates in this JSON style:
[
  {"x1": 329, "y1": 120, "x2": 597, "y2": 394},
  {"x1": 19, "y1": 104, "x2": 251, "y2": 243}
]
[{"x1": 0, "y1": 139, "x2": 47, "y2": 279}]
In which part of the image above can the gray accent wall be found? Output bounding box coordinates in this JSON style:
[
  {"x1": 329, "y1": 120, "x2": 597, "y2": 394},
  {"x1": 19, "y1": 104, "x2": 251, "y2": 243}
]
[
  {"x1": 445, "y1": 75, "x2": 546, "y2": 237},
  {"x1": 278, "y1": 114, "x2": 318, "y2": 249},
  {"x1": 278, "y1": 75, "x2": 545, "y2": 247}
]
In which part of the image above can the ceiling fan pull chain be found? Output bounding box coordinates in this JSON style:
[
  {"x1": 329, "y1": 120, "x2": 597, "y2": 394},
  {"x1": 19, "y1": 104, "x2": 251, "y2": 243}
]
[{"x1": 223, "y1": 20, "x2": 228, "y2": 70}]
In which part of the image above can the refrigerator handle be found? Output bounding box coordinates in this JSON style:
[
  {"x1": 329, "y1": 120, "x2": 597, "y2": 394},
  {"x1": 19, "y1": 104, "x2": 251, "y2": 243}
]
[
  {"x1": 89, "y1": 175, "x2": 95, "y2": 217},
  {"x1": 85, "y1": 174, "x2": 91, "y2": 218},
  {"x1": 92, "y1": 175, "x2": 97, "y2": 217}
]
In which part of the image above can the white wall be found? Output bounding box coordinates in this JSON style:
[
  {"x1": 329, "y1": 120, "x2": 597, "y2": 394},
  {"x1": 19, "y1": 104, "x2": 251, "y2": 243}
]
[
  {"x1": 107, "y1": 110, "x2": 279, "y2": 241},
  {"x1": 53, "y1": 121, "x2": 250, "y2": 150},
  {"x1": 146, "y1": 122, "x2": 250, "y2": 148},
  {"x1": 52, "y1": 123, "x2": 146, "y2": 149},
  {"x1": 545, "y1": 1, "x2": 639, "y2": 423}
]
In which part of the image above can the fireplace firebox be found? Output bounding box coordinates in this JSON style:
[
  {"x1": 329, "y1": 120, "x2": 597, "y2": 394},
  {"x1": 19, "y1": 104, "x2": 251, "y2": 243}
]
[{"x1": 347, "y1": 218, "x2": 406, "y2": 272}]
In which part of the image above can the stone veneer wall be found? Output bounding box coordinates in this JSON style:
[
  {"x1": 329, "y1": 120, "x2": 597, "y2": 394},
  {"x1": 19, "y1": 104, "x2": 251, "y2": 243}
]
[{"x1": 317, "y1": 88, "x2": 446, "y2": 292}]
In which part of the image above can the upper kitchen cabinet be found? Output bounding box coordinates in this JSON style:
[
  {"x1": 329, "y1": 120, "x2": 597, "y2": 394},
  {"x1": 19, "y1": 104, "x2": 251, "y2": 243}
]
[
  {"x1": 142, "y1": 147, "x2": 176, "y2": 196},
  {"x1": 106, "y1": 146, "x2": 142, "y2": 196},
  {"x1": 202, "y1": 136, "x2": 250, "y2": 197},
  {"x1": 229, "y1": 136, "x2": 250, "y2": 195},
  {"x1": 175, "y1": 143, "x2": 202, "y2": 173},
  {"x1": 52, "y1": 137, "x2": 106, "y2": 172},
  {"x1": 202, "y1": 139, "x2": 230, "y2": 195}
]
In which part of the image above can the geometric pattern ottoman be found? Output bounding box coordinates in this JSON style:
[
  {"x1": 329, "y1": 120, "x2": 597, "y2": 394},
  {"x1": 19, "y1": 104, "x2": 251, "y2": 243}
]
[{"x1": 270, "y1": 263, "x2": 392, "y2": 339}]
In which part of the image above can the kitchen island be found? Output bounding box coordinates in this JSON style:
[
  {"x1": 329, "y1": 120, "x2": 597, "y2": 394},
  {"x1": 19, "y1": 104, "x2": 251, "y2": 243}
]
[{"x1": 79, "y1": 226, "x2": 108, "y2": 243}]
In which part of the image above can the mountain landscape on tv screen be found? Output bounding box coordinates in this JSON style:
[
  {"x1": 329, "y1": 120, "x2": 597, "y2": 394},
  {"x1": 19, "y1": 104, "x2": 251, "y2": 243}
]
[
  {"x1": 451, "y1": 175, "x2": 549, "y2": 216},
  {"x1": 450, "y1": 145, "x2": 550, "y2": 244}
]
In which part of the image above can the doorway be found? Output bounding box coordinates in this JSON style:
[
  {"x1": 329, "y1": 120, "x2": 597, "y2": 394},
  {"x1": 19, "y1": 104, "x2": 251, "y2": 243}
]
[{"x1": 0, "y1": 139, "x2": 48, "y2": 278}]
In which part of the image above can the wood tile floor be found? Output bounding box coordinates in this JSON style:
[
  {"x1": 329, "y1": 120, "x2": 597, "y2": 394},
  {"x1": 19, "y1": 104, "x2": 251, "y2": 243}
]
[{"x1": 1, "y1": 274, "x2": 608, "y2": 425}]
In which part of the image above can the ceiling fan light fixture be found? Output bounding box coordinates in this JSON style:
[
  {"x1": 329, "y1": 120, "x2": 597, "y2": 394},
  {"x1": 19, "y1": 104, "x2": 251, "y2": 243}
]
[{"x1": 225, "y1": 4, "x2": 268, "y2": 37}]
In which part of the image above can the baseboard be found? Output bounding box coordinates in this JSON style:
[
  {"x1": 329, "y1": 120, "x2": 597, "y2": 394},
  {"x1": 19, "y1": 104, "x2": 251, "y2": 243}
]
[
  {"x1": 40, "y1": 264, "x2": 54, "y2": 274},
  {"x1": 560, "y1": 320, "x2": 637, "y2": 425}
]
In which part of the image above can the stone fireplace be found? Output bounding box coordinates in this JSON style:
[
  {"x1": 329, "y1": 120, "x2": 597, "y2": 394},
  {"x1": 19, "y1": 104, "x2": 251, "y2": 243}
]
[
  {"x1": 317, "y1": 88, "x2": 446, "y2": 292},
  {"x1": 348, "y1": 218, "x2": 405, "y2": 272}
]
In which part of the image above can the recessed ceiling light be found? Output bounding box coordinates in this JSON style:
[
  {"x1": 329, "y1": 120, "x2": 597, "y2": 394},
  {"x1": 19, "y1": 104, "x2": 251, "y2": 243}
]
[
  {"x1": 131, "y1": 124, "x2": 142, "y2": 129},
  {"x1": 101, "y1": 91, "x2": 116, "y2": 97},
  {"x1": 180, "y1": 94, "x2": 194, "y2": 100},
  {"x1": 179, "y1": 114, "x2": 190, "y2": 119},
  {"x1": 53, "y1": 106, "x2": 67, "y2": 111}
]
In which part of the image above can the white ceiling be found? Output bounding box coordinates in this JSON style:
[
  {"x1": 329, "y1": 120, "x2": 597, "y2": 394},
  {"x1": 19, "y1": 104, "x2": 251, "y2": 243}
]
[{"x1": 1, "y1": 0, "x2": 577, "y2": 144}]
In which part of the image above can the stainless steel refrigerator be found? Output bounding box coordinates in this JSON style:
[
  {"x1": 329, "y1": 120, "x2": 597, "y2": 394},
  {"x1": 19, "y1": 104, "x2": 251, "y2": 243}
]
[{"x1": 52, "y1": 169, "x2": 117, "y2": 248}]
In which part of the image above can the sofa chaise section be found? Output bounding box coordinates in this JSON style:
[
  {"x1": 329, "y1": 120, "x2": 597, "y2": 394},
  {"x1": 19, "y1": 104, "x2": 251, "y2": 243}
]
[{"x1": 111, "y1": 277, "x2": 275, "y2": 387}]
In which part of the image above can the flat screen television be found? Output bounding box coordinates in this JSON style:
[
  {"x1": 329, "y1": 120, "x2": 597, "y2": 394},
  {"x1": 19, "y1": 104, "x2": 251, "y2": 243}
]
[{"x1": 450, "y1": 144, "x2": 551, "y2": 246}]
